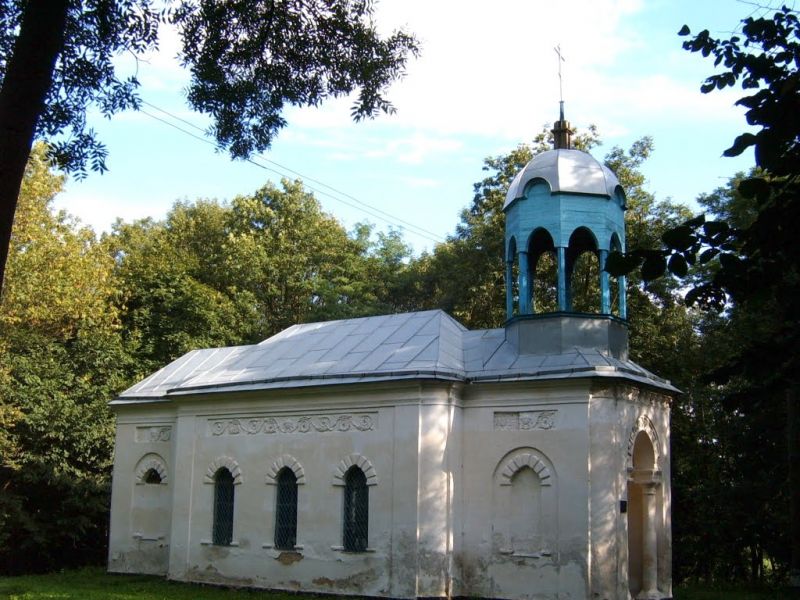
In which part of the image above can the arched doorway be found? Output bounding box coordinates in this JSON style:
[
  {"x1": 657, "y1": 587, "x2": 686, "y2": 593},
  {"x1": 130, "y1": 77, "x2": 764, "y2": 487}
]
[{"x1": 628, "y1": 430, "x2": 662, "y2": 599}]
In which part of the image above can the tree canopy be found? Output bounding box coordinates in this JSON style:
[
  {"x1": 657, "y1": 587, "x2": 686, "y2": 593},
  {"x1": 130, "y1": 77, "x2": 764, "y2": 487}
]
[
  {"x1": 606, "y1": 6, "x2": 800, "y2": 588},
  {"x1": 0, "y1": 0, "x2": 418, "y2": 296}
]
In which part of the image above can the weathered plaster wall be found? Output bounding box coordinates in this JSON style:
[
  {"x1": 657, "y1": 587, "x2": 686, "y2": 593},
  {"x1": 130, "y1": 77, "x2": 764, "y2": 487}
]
[
  {"x1": 108, "y1": 377, "x2": 672, "y2": 599},
  {"x1": 456, "y1": 381, "x2": 593, "y2": 599},
  {"x1": 110, "y1": 382, "x2": 461, "y2": 598},
  {"x1": 587, "y1": 384, "x2": 672, "y2": 600},
  {"x1": 108, "y1": 407, "x2": 175, "y2": 575}
]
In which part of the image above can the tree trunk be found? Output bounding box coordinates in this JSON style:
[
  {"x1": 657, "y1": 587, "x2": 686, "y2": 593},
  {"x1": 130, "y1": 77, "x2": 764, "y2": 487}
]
[
  {"x1": 789, "y1": 385, "x2": 800, "y2": 588},
  {"x1": 0, "y1": 0, "x2": 69, "y2": 297}
]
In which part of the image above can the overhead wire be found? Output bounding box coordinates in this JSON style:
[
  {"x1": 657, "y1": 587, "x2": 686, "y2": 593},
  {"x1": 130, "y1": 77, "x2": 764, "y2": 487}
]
[{"x1": 138, "y1": 100, "x2": 447, "y2": 244}]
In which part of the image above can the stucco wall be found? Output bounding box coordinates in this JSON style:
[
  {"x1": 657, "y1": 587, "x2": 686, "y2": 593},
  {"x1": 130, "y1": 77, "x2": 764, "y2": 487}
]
[
  {"x1": 108, "y1": 377, "x2": 671, "y2": 599},
  {"x1": 108, "y1": 407, "x2": 175, "y2": 575}
]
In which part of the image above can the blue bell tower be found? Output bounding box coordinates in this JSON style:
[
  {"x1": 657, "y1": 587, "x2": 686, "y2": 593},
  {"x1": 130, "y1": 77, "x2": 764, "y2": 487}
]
[{"x1": 504, "y1": 109, "x2": 627, "y2": 320}]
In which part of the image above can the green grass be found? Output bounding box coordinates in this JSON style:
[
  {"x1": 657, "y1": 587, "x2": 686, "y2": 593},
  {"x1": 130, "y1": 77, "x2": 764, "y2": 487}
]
[
  {"x1": 0, "y1": 567, "x2": 302, "y2": 600},
  {"x1": 2, "y1": 567, "x2": 798, "y2": 600}
]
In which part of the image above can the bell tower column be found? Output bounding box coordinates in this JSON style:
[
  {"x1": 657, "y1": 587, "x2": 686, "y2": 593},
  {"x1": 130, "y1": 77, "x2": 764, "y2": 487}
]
[
  {"x1": 505, "y1": 258, "x2": 514, "y2": 319},
  {"x1": 599, "y1": 249, "x2": 610, "y2": 314},
  {"x1": 557, "y1": 247, "x2": 567, "y2": 311},
  {"x1": 518, "y1": 251, "x2": 531, "y2": 315}
]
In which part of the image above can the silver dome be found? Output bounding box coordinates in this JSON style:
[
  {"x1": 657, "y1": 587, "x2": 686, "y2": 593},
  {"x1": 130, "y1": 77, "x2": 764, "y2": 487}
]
[{"x1": 503, "y1": 149, "x2": 621, "y2": 210}]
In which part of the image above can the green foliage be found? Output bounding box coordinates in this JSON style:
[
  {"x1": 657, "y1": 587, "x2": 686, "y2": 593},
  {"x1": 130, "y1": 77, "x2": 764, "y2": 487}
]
[
  {"x1": 0, "y1": 0, "x2": 418, "y2": 174},
  {"x1": 610, "y1": 8, "x2": 800, "y2": 584},
  {"x1": 108, "y1": 181, "x2": 415, "y2": 372},
  {"x1": 0, "y1": 146, "x2": 129, "y2": 573},
  {"x1": 173, "y1": 0, "x2": 419, "y2": 159},
  {"x1": 0, "y1": 1, "x2": 160, "y2": 176}
]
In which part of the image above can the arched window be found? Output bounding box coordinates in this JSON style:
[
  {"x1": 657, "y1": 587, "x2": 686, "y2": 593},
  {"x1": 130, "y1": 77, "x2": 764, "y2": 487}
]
[
  {"x1": 343, "y1": 467, "x2": 368, "y2": 552},
  {"x1": 213, "y1": 468, "x2": 234, "y2": 546},
  {"x1": 274, "y1": 467, "x2": 298, "y2": 550},
  {"x1": 143, "y1": 468, "x2": 162, "y2": 485}
]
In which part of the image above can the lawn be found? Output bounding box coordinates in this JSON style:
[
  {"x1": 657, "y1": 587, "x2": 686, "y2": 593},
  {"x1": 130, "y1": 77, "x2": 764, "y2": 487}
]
[
  {"x1": 0, "y1": 567, "x2": 296, "y2": 600},
  {"x1": 0, "y1": 567, "x2": 795, "y2": 600}
]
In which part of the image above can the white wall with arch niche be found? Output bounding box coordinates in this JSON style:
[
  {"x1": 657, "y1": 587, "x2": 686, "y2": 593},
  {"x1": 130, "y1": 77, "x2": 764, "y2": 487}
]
[
  {"x1": 131, "y1": 453, "x2": 171, "y2": 546},
  {"x1": 492, "y1": 448, "x2": 558, "y2": 558}
]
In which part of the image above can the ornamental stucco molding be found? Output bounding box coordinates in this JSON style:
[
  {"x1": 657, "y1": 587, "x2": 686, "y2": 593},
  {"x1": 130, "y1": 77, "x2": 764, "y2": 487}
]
[
  {"x1": 332, "y1": 454, "x2": 378, "y2": 487},
  {"x1": 497, "y1": 449, "x2": 553, "y2": 487},
  {"x1": 494, "y1": 410, "x2": 558, "y2": 431},
  {"x1": 135, "y1": 425, "x2": 171, "y2": 443},
  {"x1": 207, "y1": 413, "x2": 376, "y2": 436},
  {"x1": 614, "y1": 385, "x2": 670, "y2": 406},
  {"x1": 266, "y1": 455, "x2": 306, "y2": 485},
  {"x1": 134, "y1": 453, "x2": 168, "y2": 484},
  {"x1": 204, "y1": 456, "x2": 243, "y2": 485},
  {"x1": 626, "y1": 414, "x2": 661, "y2": 469}
]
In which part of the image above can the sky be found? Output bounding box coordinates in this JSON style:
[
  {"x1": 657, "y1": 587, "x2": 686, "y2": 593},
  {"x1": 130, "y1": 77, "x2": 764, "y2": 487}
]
[{"x1": 53, "y1": 0, "x2": 773, "y2": 254}]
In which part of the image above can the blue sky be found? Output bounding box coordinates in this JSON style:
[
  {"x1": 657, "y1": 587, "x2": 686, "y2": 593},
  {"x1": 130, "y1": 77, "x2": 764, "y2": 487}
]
[{"x1": 53, "y1": 0, "x2": 772, "y2": 253}]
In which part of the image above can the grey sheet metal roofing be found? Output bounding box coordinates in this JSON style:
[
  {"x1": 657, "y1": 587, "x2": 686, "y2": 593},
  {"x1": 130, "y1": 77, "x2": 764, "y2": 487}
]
[
  {"x1": 115, "y1": 309, "x2": 675, "y2": 403},
  {"x1": 503, "y1": 149, "x2": 621, "y2": 209}
]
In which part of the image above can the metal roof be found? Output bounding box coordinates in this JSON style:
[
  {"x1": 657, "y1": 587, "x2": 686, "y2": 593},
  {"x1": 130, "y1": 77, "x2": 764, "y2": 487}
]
[
  {"x1": 504, "y1": 149, "x2": 621, "y2": 209},
  {"x1": 114, "y1": 309, "x2": 675, "y2": 404}
]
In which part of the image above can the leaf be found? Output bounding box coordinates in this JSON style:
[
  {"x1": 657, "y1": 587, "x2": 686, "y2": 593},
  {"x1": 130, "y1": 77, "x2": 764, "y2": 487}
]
[
  {"x1": 604, "y1": 251, "x2": 641, "y2": 277},
  {"x1": 702, "y1": 220, "x2": 729, "y2": 237},
  {"x1": 678, "y1": 24, "x2": 691, "y2": 36},
  {"x1": 723, "y1": 133, "x2": 757, "y2": 157},
  {"x1": 737, "y1": 176, "x2": 770, "y2": 201},
  {"x1": 685, "y1": 214, "x2": 706, "y2": 228},
  {"x1": 668, "y1": 253, "x2": 689, "y2": 278},
  {"x1": 718, "y1": 252, "x2": 741, "y2": 271},
  {"x1": 701, "y1": 81, "x2": 716, "y2": 94},
  {"x1": 699, "y1": 248, "x2": 719, "y2": 264},
  {"x1": 661, "y1": 225, "x2": 695, "y2": 251},
  {"x1": 641, "y1": 253, "x2": 667, "y2": 281}
]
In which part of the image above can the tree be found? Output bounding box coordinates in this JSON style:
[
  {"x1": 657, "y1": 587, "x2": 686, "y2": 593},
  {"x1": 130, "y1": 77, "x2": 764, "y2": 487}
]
[
  {"x1": 606, "y1": 6, "x2": 800, "y2": 587},
  {"x1": 0, "y1": 0, "x2": 418, "y2": 296},
  {"x1": 0, "y1": 145, "x2": 129, "y2": 573},
  {"x1": 108, "y1": 181, "x2": 412, "y2": 372}
]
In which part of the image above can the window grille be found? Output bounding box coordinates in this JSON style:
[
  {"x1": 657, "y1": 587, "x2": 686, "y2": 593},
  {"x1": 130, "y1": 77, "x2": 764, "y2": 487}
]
[
  {"x1": 343, "y1": 467, "x2": 368, "y2": 552},
  {"x1": 143, "y1": 468, "x2": 162, "y2": 484},
  {"x1": 213, "y1": 468, "x2": 234, "y2": 545},
  {"x1": 274, "y1": 468, "x2": 298, "y2": 549}
]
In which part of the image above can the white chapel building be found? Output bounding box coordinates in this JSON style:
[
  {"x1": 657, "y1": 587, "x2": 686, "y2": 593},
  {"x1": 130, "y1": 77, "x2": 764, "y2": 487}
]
[{"x1": 108, "y1": 115, "x2": 675, "y2": 599}]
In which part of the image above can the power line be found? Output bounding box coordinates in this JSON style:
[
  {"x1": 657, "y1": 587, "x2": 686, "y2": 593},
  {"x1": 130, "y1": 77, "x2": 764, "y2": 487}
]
[{"x1": 138, "y1": 100, "x2": 447, "y2": 244}]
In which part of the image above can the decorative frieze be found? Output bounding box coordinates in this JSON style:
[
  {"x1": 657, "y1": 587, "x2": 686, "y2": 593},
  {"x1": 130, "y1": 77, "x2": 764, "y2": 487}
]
[
  {"x1": 135, "y1": 426, "x2": 171, "y2": 443},
  {"x1": 616, "y1": 385, "x2": 670, "y2": 406},
  {"x1": 207, "y1": 413, "x2": 376, "y2": 437},
  {"x1": 493, "y1": 410, "x2": 557, "y2": 431},
  {"x1": 627, "y1": 414, "x2": 661, "y2": 466}
]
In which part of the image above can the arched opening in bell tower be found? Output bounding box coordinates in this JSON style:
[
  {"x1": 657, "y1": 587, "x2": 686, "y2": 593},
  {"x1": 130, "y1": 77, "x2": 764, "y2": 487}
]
[
  {"x1": 528, "y1": 228, "x2": 557, "y2": 314},
  {"x1": 609, "y1": 232, "x2": 624, "y2": 317},
  {"x1": 566, "y1": 227, "x2": 600, "y2": 313}
]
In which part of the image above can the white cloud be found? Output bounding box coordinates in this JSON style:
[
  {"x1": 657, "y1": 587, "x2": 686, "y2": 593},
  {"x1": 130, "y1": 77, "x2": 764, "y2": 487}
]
[
  {"x1": 365, "y1": 134, "x2": 464, "y2": 165},
  {"x1": 52, "y1": 191, "x2": 170, "y2": 235},
  {"x1": 280, "y1": 0, "x2": 743, "y2": 150}
]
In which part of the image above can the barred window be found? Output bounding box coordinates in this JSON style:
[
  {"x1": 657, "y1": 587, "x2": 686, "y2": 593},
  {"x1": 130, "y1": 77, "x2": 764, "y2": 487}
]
[
  {"x1": 274, "y1": 468, "x2": 298, "y2": 550},
  {"x1": 143, "y1": 468, "x2": 162, "y2": 484},
  {"x1": 213, "y1": 467, "x2": 234, "y2": 545},
  {"x1": 343, "y1": 466, "x2": 368, "y2": 552}
]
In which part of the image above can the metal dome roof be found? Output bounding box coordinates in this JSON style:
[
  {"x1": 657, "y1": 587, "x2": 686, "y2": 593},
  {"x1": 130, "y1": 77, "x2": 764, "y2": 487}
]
[{"x1": 503, "y1": 149, "x2": 621, "y2": 210}]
